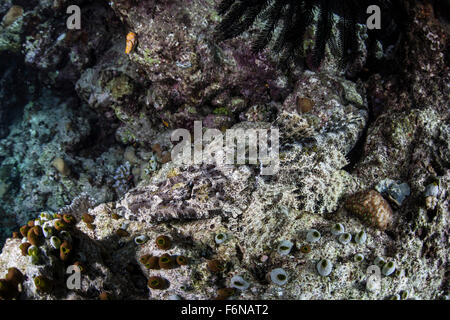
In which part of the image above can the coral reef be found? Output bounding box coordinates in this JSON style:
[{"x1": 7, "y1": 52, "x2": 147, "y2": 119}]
[{"x1": 0, "y1": 0, "x2": 448, "y2": 301}]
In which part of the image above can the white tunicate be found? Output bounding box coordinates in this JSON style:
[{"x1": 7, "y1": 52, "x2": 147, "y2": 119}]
[
  {"x1": 50, "y1": 236, "x2": 61, "y2": 249},
  {"x1": 316, "y1": 259, "x2": 333, "y2": 276},
  {"x1": 134, "y1": 235, "x2": 148, "y2": 245},
  {"x1": 382, "y1": 261, "x2": 396, "y2": 276},
  {"x1": 230, "y1": 275, "x2": 250, "y2": 290},
  {"x1": 269, "y1": 268, "x2": 289, "y2": 286},
  {"x1": 306, "y1": 229, "x2": 321, "y2": 243},
  {"x1": 168, "y1": 295, "x2": 183, "y2": 300},
  {"x1": 355, "y1": 230, "x2": 367, "y2": 244},
  {"x1": 374, "y1": 256, "x2": 386, "y2": 267},
  {"x1": 424, "y1": 182, "x2": 439, "y2": 197},
  {"x1": 338, "y1": 232, "x2": 352, "y2": 244},
  {"x1": 277, "y1": 240, "x2": 293, "y2": 255},
  {"x1": 331, "y1": 223, "x2": 345, "y2": 236},
  {"x1": 215, "y1": 233, "x2": 227, "y2": 244},
  {"x1": 354, "y1": 253, "x2": 364, "y2": 262},
  {"x1": 42, "y1": 224, "x2": 53, "y2": 238},
  {"x1": 40, "y1": 212, "x2": 52, "y2": 221},
  {"x1": 59, "y1": 230, "x2": 72, "y2": 243},
  {"x1": 29, "y1": 254, "x2": 39, "y2": 265}
]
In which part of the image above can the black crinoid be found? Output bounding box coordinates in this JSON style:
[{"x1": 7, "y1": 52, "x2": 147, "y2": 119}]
[{"x1": 214, "y1": 0, "x2": 407, "y2": 73}]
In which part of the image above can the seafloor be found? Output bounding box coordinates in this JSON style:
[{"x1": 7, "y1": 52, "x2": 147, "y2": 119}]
[{"x1": 0, "y1": 0, "x2": 448, "y2": 300}]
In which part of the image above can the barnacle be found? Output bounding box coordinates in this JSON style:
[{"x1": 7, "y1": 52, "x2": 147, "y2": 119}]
[
  {"x1": 269, "y1": 268, "x2": 289, "y2": 286},
  {"x1": 331, "y1": 223, "x2": 345, "y2": 236},
  {"x1": 338, "y1": 232, "x2": 352, "y2": 244},
  {"x1": 382, "y1": 261, "x2": 396, "y2": 276},
  {"x1": 316, "y1": 259, "x2": 333, "y2": 276},
  {"x1": 345, "y1": 190, "x2": 393, "y2": 230},
  {"x1": 230, "y1": 275, "x2": 250, "y2": 290},
  {"x1": 277, "y1": 240, "x2": 294, "y2": 255},
  {"x1": 33, "y1": 276, "x2": 52, "y2": 293},
  {"x1": 176, "y1": 256, "x2": 189, "y2": 266},
  {"x1": 207, "y1": 259, "x2": 225, "y2": 273},
  {"x1": 306, "y1": 229, "x2": 321, "y2": 243},
  {"x1": 147, "y1": 276, "x2": 165, "y2": 290},
  {"x1": 158, "y1": 254, "x2": 174, "y2": 269},
  {"x1": 155, "y1": 235, "x2": 172, "y2": 250},
  {"x1": 215, "y1": 233, "x2": 227, "y2": 244}
]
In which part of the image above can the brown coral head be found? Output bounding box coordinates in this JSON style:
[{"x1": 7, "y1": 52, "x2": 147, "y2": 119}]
[{"x1": 345, "y1": 190, "x2": 393, "y2": 230}]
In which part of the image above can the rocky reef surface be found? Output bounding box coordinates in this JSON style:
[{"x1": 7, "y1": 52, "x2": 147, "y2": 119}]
[{"x1": 0, "y1": 0, "x2": 448, "y2": 300}]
